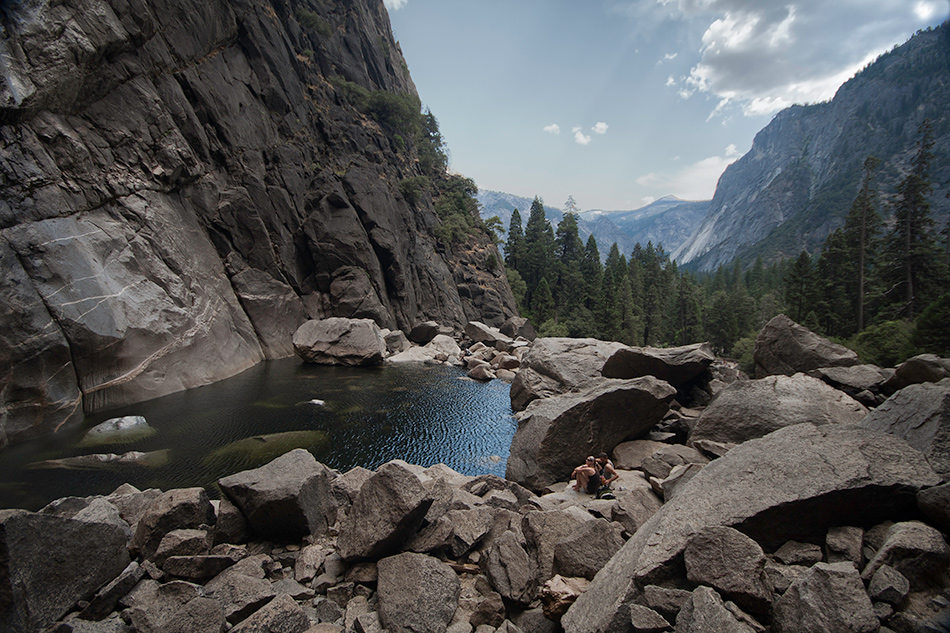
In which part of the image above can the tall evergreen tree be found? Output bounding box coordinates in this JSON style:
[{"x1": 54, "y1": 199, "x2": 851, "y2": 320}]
[
  {"x1": 885, "y1": 120, "x2": 938, "y2": 319},
  {"x1": 580, "y1": 235, "x2": 603, "y2": 315},
  {"x1": 843, "y1": 156, "x2": 883, "y2": 332},
  {"x1": 522, "y1": 197, "x2": 557, "y2": 301},
  {"x1": 784, "y1": 250, "x2": 816, "y2": 323},
  {"x1": 504, "y1": 208, "x2": 525, "y2": 273},
  {"x1": 531, "y1": 277, "x2": 555, "y2": 325},
  {"x1": 554, "y1": 212, "x2": 585, "y2": 316}
]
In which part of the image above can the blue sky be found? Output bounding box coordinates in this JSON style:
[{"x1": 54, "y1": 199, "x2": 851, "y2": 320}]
[{"x1": 387, "y1": 0, "x2": 948, "y2": 212}]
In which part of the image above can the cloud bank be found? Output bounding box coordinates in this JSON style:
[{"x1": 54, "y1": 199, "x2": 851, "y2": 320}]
[
  {"x1": 384, "y1": 0, "x2": 408, "y2": 10},
  {"x1": 658, "y1": 0, "x2": 948, "y2": 116},
  {"x1": 636, "y1": 144, "x2": 741, "y2": 200}
]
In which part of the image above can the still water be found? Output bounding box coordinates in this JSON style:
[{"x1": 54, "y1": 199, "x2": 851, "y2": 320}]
[{"x1": 0, "y1": 359, "x2": 517, "y2": 511}]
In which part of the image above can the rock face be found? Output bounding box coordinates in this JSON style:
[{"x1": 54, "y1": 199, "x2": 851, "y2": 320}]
[
  {"x1": 0, "y1": 0, "x2": 515, "y2": 446},
  {"x1": 753, "y1": 315, "x2": 861, "y2": 378},
  {"x1": 510, "y1": 338, "x2": 627, "y2": 411},
  {"x1": 860, "y1": 379, "x2": 950, "y2": 476},
  {"x1": 377, "y1": 552, "x2": 460, "y2": 633},
  {"x1": 689, "y1": 373, "x2": 867, "y2": 445},
  {"x1": 506, "y1": 377, "x2": 676, "y2": 491},
  {"x1": 562, "y1": 424, "x2": 941, "y2": 633},
  {"x1": 292, "y1": 318, "x2": 387, "y2": 366}
]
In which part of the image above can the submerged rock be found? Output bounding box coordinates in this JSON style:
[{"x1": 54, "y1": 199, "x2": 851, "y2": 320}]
[
  {"x1": 28, "y1": 450, "x2": 170, "y2": 470},
  {"x1": 203, "y1": 431, "x2": 329, "y2": 467},
  {"x1": 79, "y1": 416, "x2": 156, "y2": 447}
]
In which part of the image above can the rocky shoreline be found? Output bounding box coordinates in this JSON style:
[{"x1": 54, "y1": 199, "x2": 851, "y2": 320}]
[{"x1": 2, "y1": 315, "x2": 949, "y2": 633}]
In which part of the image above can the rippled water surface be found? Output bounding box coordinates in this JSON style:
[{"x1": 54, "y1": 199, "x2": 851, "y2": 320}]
[{"x1": 0, "y1": 359, "x2": 517, "y2": 511}]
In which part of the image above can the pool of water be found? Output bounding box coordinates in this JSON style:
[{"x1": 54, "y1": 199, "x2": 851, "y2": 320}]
[{"x1": 0, "y1": 359, "x2": 517, "y2": 511}]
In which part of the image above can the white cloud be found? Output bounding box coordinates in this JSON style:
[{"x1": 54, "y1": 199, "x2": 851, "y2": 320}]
[
  {"x1": 661, "y1": 0, "x2": 948, "y2": 117},
  {"x1": 641, "y1": 196, "x2": 657, "y2": 205},
  {"x1": 543, "y1": 123, "x2": 561, "y2": 135},
  {"x1": 573, "y1": 126, "x2": 592, "y2": 145},
  {"x1": 664, "y1": 52, "x2": 679, "y2": 60},
  {"x1": 383, "y1": 0, "x2": 407, "y2": 10},
  {"x1": 592, "y1": 122, "x2": 609, "y2": 135},
  {"x1": 636, "y1": 146, "x2": 742, "y2": 200}
]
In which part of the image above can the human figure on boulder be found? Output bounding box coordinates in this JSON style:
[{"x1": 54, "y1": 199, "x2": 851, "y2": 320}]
[
  {"x1": 572, "y1": 456, "x2": 603, "y2": 493},
  {"x1": 597, "y1": 452, "x2": 619, "y2": 488}
]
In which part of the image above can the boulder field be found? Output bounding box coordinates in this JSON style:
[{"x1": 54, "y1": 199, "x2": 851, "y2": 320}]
[{"x1": 2, "y1": 314, "x2": 949, "y2": 633}]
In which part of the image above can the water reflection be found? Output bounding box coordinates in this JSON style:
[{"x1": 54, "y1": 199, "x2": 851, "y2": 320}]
[{"x1": 0, "y1": 359, "x2": 516, "y2": 511}]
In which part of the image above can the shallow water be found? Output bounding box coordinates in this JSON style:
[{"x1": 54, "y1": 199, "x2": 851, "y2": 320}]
[{"x1": 0, "y1": 359, "x2": 517, "y2": 511}]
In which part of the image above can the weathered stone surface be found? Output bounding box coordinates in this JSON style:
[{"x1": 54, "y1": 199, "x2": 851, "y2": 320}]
[
  {"x1": 293, "y1": 318, "x2": 387, "y2": 366},
  {"x1": 523, "y1": 507, "x2": 598, "y2": 588},
  {"x1": 674, "y1": 586, "x2": 757, "y2": 633},
  {"x1": 229, "y1": 594, "x2": 310, "y2": 633},
  {"x1": 80, "y1": 416, "x2": 155, "y2": 447},
  {"x1": 384, "y1": 330, "x2": 411, "y2": 354},
  {"x1": 637, "y1": 585, "x2": 692, "y2": 622},
  {"x1": 469, "y1": 364, "x2": 496, "y2": 381},
  {"x1": 773, "y1": 540, "x2": 823, "y2": 566},
  {"x1": 882, "y1": 354, "x2": 950, "y2": 394},
  {"x1": 860, "y1": 379, "x2": 950, "y2": 476},
  {"x1": 124, "y1": 579, "x2": 208, "y2": 633},
  {"x1": 862, "y1": 520, "x2": 950, "y2": 590},
  {"x1": 602, "y1": 342, "x2": 715, "y2": 387},
  {"x1": 684, "y1": 527, "x2": 773, "y2": 614},
  {"x1": 611, "y1": 484, "x2": 663, "y2": 536},
  {"x1": 500, "y1": 317, "x2": 536, "y2": 342},
  {"x1": 507, "y1": 377, "x2": 676, "y2": 491},
  {"x1": 627, "y1": 603, "x2": 671, "y2": 633},
  {"x1": 484, "y1": 530, "x2": 534, "y2": 603},
  {"x1": 75, "y1": 560, "x2": 144, "y2": 622},
  {"x1": 377, "y1": 552, "x2": 461, "y2": 633},
  {"x1": 808, "y1": 364, "x2": 890, "y2": 398},
  {"x1": 154, "y1": 529, "x2": 212, "y2": 565},
  {"x1": 868, "y1": 564, "x2": 910, "y2": 605},
  {"x1": 408, "y1": 321, "x2": 441, "y2": 345},
  {"x1": 655, "y1": 462, "x2": 705, "y2": 502},
  {"x1": 205, "y1": 566, "x2": 277, "y2": 624},
  {"x1": 465, "y1": 321, "x2": 512, "y2": 346},
  {"x1": 689, "y1": 374, "x2": 867, "y2": 445},
  {"x1": 826, "y1": 526, "x2": 864, "y2": 565},
  {"x1": 772, "y1": 562, "x2": 878, "y2": 633},
  {"x1": 409, "y1": 507, "x2": 494, "y2": 559},
  {"x1": 918, "y1": 482, "x2": 950, "y2": 532},
  {"x1": 218, "y1": 449, "x2": 337, "y2": 541},
  {"x1": 640, "y1": 444, "x2": 709, "y2": 480},
  {"x1": 212, "y1": 496, "x2": 250, "y2": 545},
  {"x1": 228, "y1": 264, "x2": 309, "y2": 360},
  {"x1": 754, "y1": 314, "x2": 860, "y2": 378},
  {"x1": 612, "y1": 439, "x2": 675, "y2": 470},
  {"x1": 469, "y1": 591, "x2": 506, "y2": 629},
  {"x1": 562, "y1": 424, "x2": 941, "y2": 633},
  {"x1": 552, "y1": 518, "x2": 625, "y2": 580},
  {"x1": 509, "y1": 338, "x2": 627, "y2": 411},
  {"x1": 130, "y1": 488, "x2": 215, "y2": 561},
  {"x1": 539, "y1": 575, "x2": 590, "y2": 621},
  {"x1": 337, "y1": 460, "x2": 433, "y2": 560},
  {"x1": 162, "y1": 555, "x2": 238, "y2": 581}
]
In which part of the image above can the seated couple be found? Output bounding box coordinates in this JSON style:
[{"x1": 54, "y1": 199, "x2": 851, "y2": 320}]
[{"x1": 572, "y1": 452, "x2": 618, "y2": 494}]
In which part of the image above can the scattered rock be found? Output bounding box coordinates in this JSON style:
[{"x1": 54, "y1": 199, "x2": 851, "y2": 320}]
[
  {"x1": 881, "y1": 354, "x2": 950, "y2": 394},
  {"x1": 377, "y1": 552, "x2": 461, "y2": 633},
  {"x1": 684, "y1": 526, "x2": 773, "y2": 614},
  {"x1": 130, "y1": 488, "x2": 215, "y2": 561},
  {"x1": 861, "y1": 521, "x2": 950, "y2": 590},
  {"x1": 601, "y1": 342, "x2": 715, "y2": 387},
  {"x1": 674, "y1": 585, "x2": 759, "y2": 633},
  {"x1": 408, "y1": 321, "x2": 441, "y2": 345},
  {"x1": 771, "y1": 562, "x2": 878, "y2": 633}
]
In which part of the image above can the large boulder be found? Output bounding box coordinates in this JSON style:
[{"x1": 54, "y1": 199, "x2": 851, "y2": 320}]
[
  {"x1": 509, "y1": 338, "x2": 627, "y2": 411},
  {"x1": 130, "y1": 488, "x2": 215, "y2": 561},
  {"x1": 0, "y1": 510, "x2": 131, "y2": 631},
  {"x1": 859, "y1": 379, "x2": 950, "y2": 476},
  {"x1": 688, "y1": 373, "x2": 867, "y2": 445},
  {"x1": 601, "y1": 342, "x2": 715, "y2": 387},
  {"x1": 407, "y1": 321, "x2": 441, "y2": 345},
  {"x1": 292, "y1": 317, "x2": 386, "y2": 366},
  {"x1": 377, "y1": 552, "x2": 461, "y2": 633},
  {"x1": 771, "y1": 562, "x2": 878, "y2": 633},
  {"x1": 561, "y1": 424, "x2": 941, "y2": 633},
  {"x1": 217, "y1": 449, "x2": 337, "y2": 541},
  {"x1": 754, "y1": 314, "x2": 860, "y2": 377},
  {"x1": 337, "y1": 460, "x2": 433, "y2": 560},
  {"x1": 683, "y1": 527, "x2": 773, "y2": 614},
  {"x1": 500, "y1": 316, "x2": 537, "y2": 341},
  {"x1": 674, "y1": 586, "x2": 758, "y2": 633},
  {"x1": 882, "y1": 353, "x2": 950, "y2": 394},
  {"x1": 506, "y1": 377, "x2": 676, "y2": 491},
  {"x1": 464, "y1": 321, "x2": 513, "y2": 347}
]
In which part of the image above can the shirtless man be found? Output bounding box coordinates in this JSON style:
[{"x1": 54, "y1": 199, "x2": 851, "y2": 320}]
[{"x1": 596, "y1": 452, "x2": 619, "y2": 488}]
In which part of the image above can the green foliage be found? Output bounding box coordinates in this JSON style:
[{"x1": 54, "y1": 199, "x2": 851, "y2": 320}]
[
  {"x1": 847, "y1": 320, "x2": 916, "y2": 367},
  {"x1": 531, "y1": 277, "x2": 555, "y2": 324},
  {"x1": 433, "y1": 175, "x2": 480, "y2": 245},
  {"x1": 506, "y1": 269, "x2": 527, "y2": 313},
  {"x1": 296, "y1": 9, "x2": 332, "y2": 36},
  {"x1": 328, "y1": 76, "x2": 421, "y2": 139},
  {"x1": 417, "y1": 109, "x2": 448, "y2": 177},
  {"x1": 485, "y1": 253, "x2": 498, "y2": 272},
  {"x1": 538, "y1": 318, "x2": 569, "y2": 337},
  {"x1": 730, "y1": 336, "x2": 757, "y2": 375},
  {"x1": 913, "y1": 293, "x2": 950, "y2": 355},
  {"x1": 398, "y1": 175, "x2": 430, "y2": 205},
  {"x1": 484, "y1": 216, "x2": 504, "y2": 243}
]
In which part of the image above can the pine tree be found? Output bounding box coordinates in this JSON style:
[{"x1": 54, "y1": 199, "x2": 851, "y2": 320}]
[
  {"x1": 504, "y1": 208, "x2": 525, "y2": 273},
  {"x1": 784, "y1": 250, "x2": 816, "y2": 323},
  {"x1": 554, "y1": 212, "x2": 585, "y2": 316},
  {"x1": 522, "y1": 197, "x2": 557, "y2": 301},
  {"x1": 580, "y1": 235, "x2": 602, "y2": 316},
  {"x1": 842, "y1": 156, "x2": 883, "y2": 332},
  {"x1": 885, "y1": 120, "x2": 938, "y2": 319},
  {"x1": 531, "y1": 277, "x2": 555, "y2": 325}
]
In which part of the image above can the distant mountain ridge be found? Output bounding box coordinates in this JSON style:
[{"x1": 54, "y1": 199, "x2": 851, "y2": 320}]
[
  {"x1": 477, "y1": 190, "x2": 708, "y2": 260},
  {"x1": 674, "y1": 23, "x2": 950, "y2": 271}
]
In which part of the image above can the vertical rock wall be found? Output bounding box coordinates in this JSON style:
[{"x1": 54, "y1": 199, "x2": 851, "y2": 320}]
[{"x1": 0, "y1": 0, "x2": 516, "y2": 445}]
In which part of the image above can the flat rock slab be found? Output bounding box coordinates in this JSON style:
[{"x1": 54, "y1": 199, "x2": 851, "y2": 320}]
[
  {"x1": 561, "y1": 424, "x2": 941, "y2": 633},
  {"x1": 689, "y1": 373, "x2": 867, "y2": 445}
]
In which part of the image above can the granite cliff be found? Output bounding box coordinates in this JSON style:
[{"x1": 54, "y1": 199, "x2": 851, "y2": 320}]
[
  {"x1": 0, "y1": 0, "x2": 516, "y2": 446},
  {"x1": 673, "y1": 23, "x2": 950, "y2": 271}
]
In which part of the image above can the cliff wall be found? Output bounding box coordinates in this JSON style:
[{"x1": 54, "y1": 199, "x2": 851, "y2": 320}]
[{"x1": 0, "y1": 0, "x2": 516, "y2": 445}]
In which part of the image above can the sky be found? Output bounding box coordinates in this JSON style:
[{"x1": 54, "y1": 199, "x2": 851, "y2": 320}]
[{"x1": 386, "y1": 0, "x2": 949, "y2": 212}]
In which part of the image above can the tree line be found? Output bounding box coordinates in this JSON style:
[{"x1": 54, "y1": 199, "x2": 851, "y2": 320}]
[{"x1": 502, "y1": 121, "x2": 950, "y2": 371}]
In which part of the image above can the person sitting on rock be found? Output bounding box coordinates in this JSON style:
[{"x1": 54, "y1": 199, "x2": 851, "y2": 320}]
[
  {"x1": 596, "y1": 452, "x2": 619, "y2": 488},
  {"x1": 572, "y1": 456, "x2": 603, "y2": 493}
]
